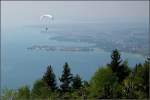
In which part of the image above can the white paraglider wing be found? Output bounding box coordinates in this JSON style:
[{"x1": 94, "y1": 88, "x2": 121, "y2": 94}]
[
  {"x1": 40, "y1": 14, "x2": 54, "y2": 21},
  {"x1": 40, "y1": 14, "x2": 54, "y2": 25},
  {"x1": 40, "y1": 14, "x2": 54, "y2": 31}
]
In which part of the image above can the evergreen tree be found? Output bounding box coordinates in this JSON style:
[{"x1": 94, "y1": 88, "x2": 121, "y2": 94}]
[
  {"x1": 109, "y1": 49, "x2": 130, "y2": 83},
  {"x1": 42, "y1": 65, "x2": 57, "y2": 92},
  {"x1": 117, "y1": 60, "x2": 130, "y2": 82},
  {"x1": 72, "y1": 74, "x2": 82, "y2": 90},
  {"x1": 59, "y1": 62, "x2": 73, "y2": 92},
  {"x1": 133, "y1": 59, "x2": 149, "y2": 98},
  {"x1": 143, "y1": 59, "x2": 149, "y2": 98},
  {"x1": 110, "y1": 49, "x2": 122, "y2": 73}
]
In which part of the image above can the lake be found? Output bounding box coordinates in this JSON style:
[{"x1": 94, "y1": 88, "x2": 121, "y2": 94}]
[{"x1": 1, "y1": 23, "x2": 146, "y2": 89}]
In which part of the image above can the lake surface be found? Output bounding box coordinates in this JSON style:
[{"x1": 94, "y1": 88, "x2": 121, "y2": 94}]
[{"x1": 1, "y1": 24, "x2": 146, "y2": 89}]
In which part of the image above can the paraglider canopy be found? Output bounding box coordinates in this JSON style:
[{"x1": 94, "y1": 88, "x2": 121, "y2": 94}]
[
  {"x1": 40, "y1": 14, "x2": 54, "y2": 21},
  {"x1": 40, "y1": 14, "x2": 54, "y2": 32}
]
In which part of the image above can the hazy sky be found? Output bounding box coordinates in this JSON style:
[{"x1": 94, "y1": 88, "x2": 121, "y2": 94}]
[{"x1": 1, "y1": 1, "x2": 149, "y2": 28}]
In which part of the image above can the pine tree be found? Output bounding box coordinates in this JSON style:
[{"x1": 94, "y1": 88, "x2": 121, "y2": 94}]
[
  {"x1": 110, "y1": 49, "x2": 122, "y2": 73},
  {"x1": 59, "y1": 62, "x2": 73, "y2": 92},
  {"x1": 109, "y1": 49, "x2": 130, "y2": 83},
  {"x1": 117, "y1": 60, "x2": 130, "y2": 82},
  {"x1": 72, "y1": 74, "x2": 82, "y2": 90},
  {"x1": 42, "y1": 65, "x2": 57, "y2": 92}
]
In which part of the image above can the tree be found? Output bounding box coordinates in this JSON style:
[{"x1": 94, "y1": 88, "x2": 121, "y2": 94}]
[
  {"x1": 109, "y1": 49, "x2": 130, "y2": 83},
  {"x1": 122, "y1": 59, "x2": 149, "y2": 99},
  {"x1": 17, "y1": 85, "x2": 30, "y2": 99},
  {"x1": 80, "y1": 80, "x2": 89, "y2": 99},
  {"x1": 132, "y1": 59, "x2": 149, "y2": 99},
  {"x1": 31, "y1": 79, "x2": 50, "y2": 99},
  {"x1": 72, "y1": 74, "x2": 82, "y2": 90},
  {"x1": 109, "y1": 49, "x2": 122, "y2": 73},
  {"x1": 89, "y1": 66, "x2": 118, "y2": 99},
  {"x1": 134, "y1": 63, "x2": 142, "y2": 73},
  {"x1": 142, "y1": 59, "x2": 149, "y2": 98},
  {"x1": 1, "y1": 88, "x2": 17, "y2": 100},
  {"x1": 59, "y1": 62, "x2": 73, "y2": 92},
  {"x1": 42, "y1": 65, "x2": 57, "y2": 92},
  {"x1": 122, "y1": 73, "x2": 138, "y2": 99},
  {"x1": 117, "y1": 60, "x2": 130, "y2": 82},
  {"x1": 82, "y1": 80, "x2": 89, "y2": 88}
]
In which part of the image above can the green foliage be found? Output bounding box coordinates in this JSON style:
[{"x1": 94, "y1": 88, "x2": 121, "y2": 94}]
[
  {"x1": 131, "y1": 59, "x2": 149, "y2": 98},
  {"x1": 31, "y1": 79, "x2": 50, "y2": 99},
  {"x1": 117, "y1": 60, "x2": 131, "y2": 82},
  {"x1": 122, "y1": 73, "x2": 138, "y2": 99},
  {"x1": 1, "y1": 50, "x2": 149, "y2": 99},
  {"x1": 17, "y1": 85, "x2": 30, "y2": 99},
  {"x1": 143, "y1": 59, "x2": 149, "y2": 97},
  {"x1": 1, "y1": 88, "x2": 17, "y2": 100},
  {"x1": 59, "y1": 62, "x2": 73, "y2": 92},
  {"x1": 47, "y1": 92, "x2": 59, "y2": 100},
  {"x1": 121, "y1": 59, "x2": 149, "y2": 99},
  {"x1": 109, "y1": 49, "x2": 130, "y2": 83},
  {"x1": 110, "y1": 49, "x2": 122, "y2": 73},
  {"x1": 82, "y1": 80, "x2": 89, "y2": 87},
  {"x1": 89, "y1": 66, "x2": 119, "y2": 99},
  {"x1": 72, "y1": 74, "x2": 82, "y2": 90},
  {"x1": 42, "y1": 65, "x2": 57, "y2": 92}
]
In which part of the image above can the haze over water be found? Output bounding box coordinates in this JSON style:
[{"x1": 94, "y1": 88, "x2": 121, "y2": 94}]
[{"x1": 1, "y1": 1, "x2": 149, "y2": 89}]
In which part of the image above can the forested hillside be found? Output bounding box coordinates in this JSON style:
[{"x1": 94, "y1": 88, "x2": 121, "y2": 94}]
[{"x1": 1, "y1": 49, "x2": 149, "y2": 100}]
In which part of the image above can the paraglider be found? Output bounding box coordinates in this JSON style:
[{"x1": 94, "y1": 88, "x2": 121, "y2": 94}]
[{"x1": 40, "y1": 14, "x2": 54, "y2": 32}]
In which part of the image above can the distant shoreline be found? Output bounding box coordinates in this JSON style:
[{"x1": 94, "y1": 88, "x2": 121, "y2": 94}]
[{"x1": 27, "y1": 45, "x2": 147, "y2": 59}]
